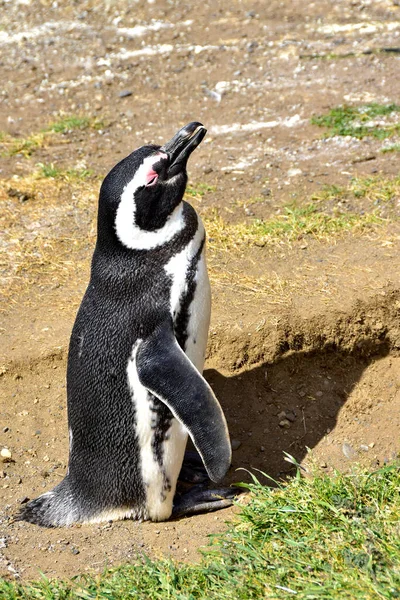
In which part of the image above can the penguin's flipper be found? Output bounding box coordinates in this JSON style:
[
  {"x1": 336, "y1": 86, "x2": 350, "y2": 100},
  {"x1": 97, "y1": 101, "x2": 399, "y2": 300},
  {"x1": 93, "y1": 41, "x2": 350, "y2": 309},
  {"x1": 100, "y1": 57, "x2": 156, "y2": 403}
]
[{"x1": 136, "y1": 323, "x2": 231, "y2": 483}]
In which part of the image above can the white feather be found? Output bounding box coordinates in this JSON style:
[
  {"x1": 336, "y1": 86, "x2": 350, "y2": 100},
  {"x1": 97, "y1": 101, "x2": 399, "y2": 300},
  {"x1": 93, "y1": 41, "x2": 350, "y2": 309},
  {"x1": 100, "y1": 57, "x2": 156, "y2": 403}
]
[{"x1": 115, "y1": 153, "x2": 185, "y2": 251}]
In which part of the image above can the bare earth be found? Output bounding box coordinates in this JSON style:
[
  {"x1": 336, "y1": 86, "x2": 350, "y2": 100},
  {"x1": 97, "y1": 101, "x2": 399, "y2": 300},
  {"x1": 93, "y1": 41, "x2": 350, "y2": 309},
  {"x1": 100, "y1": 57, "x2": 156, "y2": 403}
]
[{"x1": 1, "y1": 0, "x2": 400, "y2": 582}]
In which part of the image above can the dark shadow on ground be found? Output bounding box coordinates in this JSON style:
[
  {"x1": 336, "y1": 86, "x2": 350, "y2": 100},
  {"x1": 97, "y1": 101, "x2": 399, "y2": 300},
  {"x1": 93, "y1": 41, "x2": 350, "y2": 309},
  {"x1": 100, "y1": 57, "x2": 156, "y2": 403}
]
[{"x1": 204, "y1": 343, "x2": 390, "y2": 484}]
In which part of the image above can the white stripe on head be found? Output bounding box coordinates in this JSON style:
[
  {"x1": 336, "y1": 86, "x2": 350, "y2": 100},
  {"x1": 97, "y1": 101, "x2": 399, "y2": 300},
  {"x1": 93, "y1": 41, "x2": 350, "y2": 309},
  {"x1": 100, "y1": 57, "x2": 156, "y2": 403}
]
[{"x1": 115, "y1": 152, "x2": 185, "y2": 250}]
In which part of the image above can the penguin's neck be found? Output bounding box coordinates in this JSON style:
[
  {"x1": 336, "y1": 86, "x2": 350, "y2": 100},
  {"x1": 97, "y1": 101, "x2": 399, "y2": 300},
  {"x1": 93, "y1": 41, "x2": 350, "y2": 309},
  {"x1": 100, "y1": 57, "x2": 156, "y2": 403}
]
[{"x1": 115, "y1": 200, "x2": 185, "y2": 251}]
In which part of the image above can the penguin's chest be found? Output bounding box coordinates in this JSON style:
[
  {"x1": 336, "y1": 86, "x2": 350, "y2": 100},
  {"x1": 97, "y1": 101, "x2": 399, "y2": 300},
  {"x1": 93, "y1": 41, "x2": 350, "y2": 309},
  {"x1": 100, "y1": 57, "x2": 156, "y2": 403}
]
[
  {"x1": 164, "y1": 223, "x2": 211, "y2": 371},
  {"x1": 126, "y1": 223, "x2": 211, "y2": 520}
]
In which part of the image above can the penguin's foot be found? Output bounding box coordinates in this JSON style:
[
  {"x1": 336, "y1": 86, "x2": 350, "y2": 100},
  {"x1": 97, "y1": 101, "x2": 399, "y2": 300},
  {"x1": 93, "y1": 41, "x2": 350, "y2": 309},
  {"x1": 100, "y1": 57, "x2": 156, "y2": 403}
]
[
  {"x1": 172, "y1": 484, "x2": 241, "y2": 519},
  {"x1": 178, "y1": 450, "x2": 209, "y2": 484}
]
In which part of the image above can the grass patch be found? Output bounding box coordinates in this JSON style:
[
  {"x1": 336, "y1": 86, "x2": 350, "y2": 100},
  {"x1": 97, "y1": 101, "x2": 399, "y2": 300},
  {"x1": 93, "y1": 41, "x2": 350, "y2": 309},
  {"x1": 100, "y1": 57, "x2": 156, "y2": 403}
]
[
  {"x1": 381, "y1": 143, "x2": 400, "y2": 153},
  {"x1": 36, "y1": 162, "x2": 94, "y2": 181},
  {"x1": 313, "y1": 175, "x2": 400, "y2": 205},
  {"x1": 45, "y1": 115, "x2": 101, "y2": 135},
  {"x1": 185, "y1": 183, "x2": 216, "y2": 199},
  {"x1": 0, "y1": 115, "x2": 103, "y2": 157},
  {"x1": 204, "y1": 203, "x2": 383, "y2": 250},
  {"x1": 1, "y1": 463, "x2": 399, "y2": 598},
  {"x1": 1, "y1": 174, "x2": 389, "y2": 307},
  {"x1": 311, "y1": 103, "x2": 400, "y2": 139}
]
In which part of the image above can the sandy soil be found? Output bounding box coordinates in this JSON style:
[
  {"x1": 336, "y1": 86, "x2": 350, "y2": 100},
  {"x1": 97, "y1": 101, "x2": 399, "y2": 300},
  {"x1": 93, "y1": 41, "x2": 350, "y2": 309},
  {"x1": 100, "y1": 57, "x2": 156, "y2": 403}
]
[{"x1": 1, "y1": 0, "x2": 400, "y2": 582}]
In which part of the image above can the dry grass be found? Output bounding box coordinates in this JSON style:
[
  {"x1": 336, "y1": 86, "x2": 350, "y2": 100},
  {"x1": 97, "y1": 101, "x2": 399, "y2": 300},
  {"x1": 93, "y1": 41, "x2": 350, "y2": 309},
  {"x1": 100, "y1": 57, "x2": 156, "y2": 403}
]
[
  {"x1": 0, "y1": 175, "x2": 98, "y2": 307},
  {"x1": 0, "y1": 174, "x2": 394, "y2": 311}
]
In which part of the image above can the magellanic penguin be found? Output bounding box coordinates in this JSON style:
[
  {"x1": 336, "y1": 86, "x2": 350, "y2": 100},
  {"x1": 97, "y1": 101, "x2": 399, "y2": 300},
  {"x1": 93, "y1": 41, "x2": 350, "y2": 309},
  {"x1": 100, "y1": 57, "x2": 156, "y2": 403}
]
[{"x1": 18, "y1": 122, "x2": 234, "y2": 527}]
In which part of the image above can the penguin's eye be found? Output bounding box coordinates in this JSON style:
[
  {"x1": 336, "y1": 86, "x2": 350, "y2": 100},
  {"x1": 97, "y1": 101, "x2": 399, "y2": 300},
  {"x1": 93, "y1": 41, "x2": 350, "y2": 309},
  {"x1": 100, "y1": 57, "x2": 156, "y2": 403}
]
[
  {"x1": 145, "y1": 168, "x2": 158, "y2": 187},
  {"x1": 146, "y1": 175, "x2": 158, "y2": 187}
]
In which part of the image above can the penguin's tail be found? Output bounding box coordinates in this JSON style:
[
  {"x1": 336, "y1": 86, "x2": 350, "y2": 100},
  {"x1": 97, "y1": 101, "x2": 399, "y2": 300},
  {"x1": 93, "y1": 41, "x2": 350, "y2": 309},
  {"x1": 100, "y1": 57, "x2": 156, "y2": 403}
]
[{"x1": 16, "y1": 479, "x2": 81, "y2": 527}]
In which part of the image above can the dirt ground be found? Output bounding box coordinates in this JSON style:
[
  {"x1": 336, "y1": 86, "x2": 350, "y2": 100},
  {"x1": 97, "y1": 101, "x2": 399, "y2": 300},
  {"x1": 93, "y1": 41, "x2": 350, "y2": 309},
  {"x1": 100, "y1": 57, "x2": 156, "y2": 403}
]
[{"x1": 1, "y1": 0, "x2": 400, "y2": 582}]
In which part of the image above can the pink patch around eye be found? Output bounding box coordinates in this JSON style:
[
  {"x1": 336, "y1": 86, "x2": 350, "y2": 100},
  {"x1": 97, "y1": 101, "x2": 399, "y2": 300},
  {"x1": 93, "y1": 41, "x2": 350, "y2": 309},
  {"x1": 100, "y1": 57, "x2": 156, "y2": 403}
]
[{"x1": 145, "y1": 169, "x2": 158, "y2": 186}]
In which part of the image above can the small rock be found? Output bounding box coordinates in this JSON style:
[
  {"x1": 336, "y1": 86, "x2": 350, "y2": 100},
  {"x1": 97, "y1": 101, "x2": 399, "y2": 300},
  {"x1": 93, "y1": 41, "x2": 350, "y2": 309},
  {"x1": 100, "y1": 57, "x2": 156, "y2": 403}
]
[
  {"x1": 43, "y1": 455, "x2": 50, "y2": 462},
  {"x1": 279, "y1": 419, "x2": 291, "y2": 429},
  {"x1": 342, "y1": 443, "x2": 357, "y2": 460},
  {"x1": 285, "y1": 411, "x2": 296, "y2": 422},
  {"x1": 3, "y1": 427, "x2": 10, "y2": 433},
  {"x1": 369, "y1": 442, "x2": 375, "y2": 448},
  {"x1": 231, "y1": 439, "x2": 242, "y2": 451},
  {"x1": 1, "y1": 448, "x2": 12, "y2": 462},
  {"x1": 261, "y1": 187, "x2": 271, "y2": 197},
  {"x1": 277, "y1": 411, "x2": 287, "y2": 420},
  {"x1": 203, "y1": 166, "x2": 213, "y2": 174},
  {"x1": 0, "y1": 538, "x2": 7, "y2": 549},
  {"x1": 260, "y1": 446, "x2": 265, "y2": 452},
  {"x1": 247, "y1": 41, "x2": 258, "y2": 53},
  {"x1": 0, "y1": 471, "x2": 6, "y2": 478},
  {"x1": 316, "y1": 391, "x2": 323, "y2": 397},
  {"x1": 119, "y1": 90, "x2": 133, "y2": 98},
  {"x1": 71, "y1": 547, "x2": 80, "y2": 555},
  {"x1": 19, "y1": 496, "x2": 30, "y2": 504},
  {"x1": 360, "y1": 444, "x2": 369, "y2": 452},
  {"x1": 287, "y1": 168, "x2": 302, "y2": 177},
  {"x1": 320, "y1": 462, "x2": 328, "y2": 468}
]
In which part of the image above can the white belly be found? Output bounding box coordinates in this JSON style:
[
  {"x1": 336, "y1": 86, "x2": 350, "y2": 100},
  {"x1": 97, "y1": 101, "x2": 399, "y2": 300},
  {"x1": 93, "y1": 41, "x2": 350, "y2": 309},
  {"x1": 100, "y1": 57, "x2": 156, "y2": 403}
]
[{"x1": 128, "y1": 217, "x2": 211, "y2": 521}]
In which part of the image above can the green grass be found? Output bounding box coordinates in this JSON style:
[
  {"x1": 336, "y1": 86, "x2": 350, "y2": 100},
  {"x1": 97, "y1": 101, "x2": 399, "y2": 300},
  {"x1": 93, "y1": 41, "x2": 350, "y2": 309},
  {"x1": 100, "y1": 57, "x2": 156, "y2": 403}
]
[
  {"x1": 185, "y1": 183, "x2": 216, "y2": 199},
  {"x1": 46, "y1": 115, "x2": 102, "y2": 135},
  {"x1": 36, "y1": 162, "x2": 94, "y2": 180},
  {"x1": 0, "y1": 115, "x2": 103, "y2": 157},
  {"x1": 205, "y1": 203, "x2": 383, "y2": 250},
  {"x1": 381, "y1": 144, "x2": 400, "y2": 153},
  {"x1": 313, "y1": 176, "x2": 400, "y2": 205},
  {"x1": 311, "y1": 104, "x2": 400, "y2": 139},
  {"x1": 1, "y1": 463, "x2": 399, "y2": 599}
]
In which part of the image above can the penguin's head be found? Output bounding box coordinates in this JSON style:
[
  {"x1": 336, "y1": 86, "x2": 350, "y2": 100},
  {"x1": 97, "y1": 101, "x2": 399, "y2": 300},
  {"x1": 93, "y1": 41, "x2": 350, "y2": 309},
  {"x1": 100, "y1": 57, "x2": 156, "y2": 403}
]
[{"x1": 99, "y1": 122, "x2": 207, "y2": 250}]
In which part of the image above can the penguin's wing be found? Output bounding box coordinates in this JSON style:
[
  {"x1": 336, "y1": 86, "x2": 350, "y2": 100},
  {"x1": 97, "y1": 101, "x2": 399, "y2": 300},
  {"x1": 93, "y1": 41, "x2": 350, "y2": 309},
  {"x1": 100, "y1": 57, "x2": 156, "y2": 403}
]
[{"x1": 136, "y1": 323, "x2": 231, "y2": 483}]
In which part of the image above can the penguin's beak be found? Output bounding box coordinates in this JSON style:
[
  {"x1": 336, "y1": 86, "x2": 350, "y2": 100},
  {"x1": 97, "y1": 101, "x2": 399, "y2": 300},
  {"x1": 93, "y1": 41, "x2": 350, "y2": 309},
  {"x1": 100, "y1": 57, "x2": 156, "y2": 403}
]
[{"x1": 161, "y1": 122, "x2": 207, "y2": 178}]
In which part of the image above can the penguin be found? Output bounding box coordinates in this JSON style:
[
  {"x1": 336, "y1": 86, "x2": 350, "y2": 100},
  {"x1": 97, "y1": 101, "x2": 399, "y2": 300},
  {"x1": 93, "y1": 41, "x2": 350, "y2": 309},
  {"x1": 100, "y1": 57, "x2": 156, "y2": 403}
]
[{"x1": 18, "y1": 122, "x2": 235, "y2": 527}]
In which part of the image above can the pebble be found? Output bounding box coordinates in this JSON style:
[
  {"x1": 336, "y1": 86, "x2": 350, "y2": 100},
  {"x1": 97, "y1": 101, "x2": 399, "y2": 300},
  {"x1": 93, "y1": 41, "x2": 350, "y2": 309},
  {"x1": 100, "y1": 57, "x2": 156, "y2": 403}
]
[
  {"x1": 260, "y1": 446, "x2": 265, "y2": 452},
  {"x1": 285, "y1": 411, "x2": 296, "y2": 423},
  {"x1": 342, "y1": 443, "x2": 357, "y2": 460},
  {"x1": 231, "y1": 439, "x2": 242, "y2": 450},
  {"x1": 277, "y1": 411, "x2": 286, "y2": 420},
  {"x1": 1, "y1": 448, "x2": 12, "y2": 462},
  {"x1": 71, "y1": 547, "x2": 80, "y2": 555},
  {"x1": 19, "y1": 496, "x2": 30, "y2": 504},
  {"x1": 0, "y1": 471, "x2": 5, "y2": 478},
  {"x1": 119, "y1": 90, "x2": 133, "y2": 98},
  {"x1": 287, "y1": 168, "x2": 302, "y2": 177},
  {"x1": 320, "y1": 462, "x2": 328, "y2": 468},
  {"x1": 279, "y1": 419, "x2": 291, "y2": 429},
  {"x1": 360, "y1": 444, "x2": 369, "y2": 452}
]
